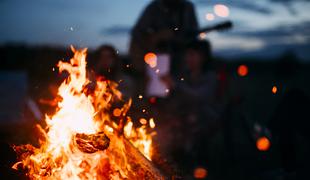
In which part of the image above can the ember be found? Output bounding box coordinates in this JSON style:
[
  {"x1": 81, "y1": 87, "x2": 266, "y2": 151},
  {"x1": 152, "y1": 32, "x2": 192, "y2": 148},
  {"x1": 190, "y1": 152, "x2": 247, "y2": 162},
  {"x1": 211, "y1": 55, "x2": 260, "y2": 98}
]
[{"x1": 12, "y1": 46, "x2": 163, "y2": 179}]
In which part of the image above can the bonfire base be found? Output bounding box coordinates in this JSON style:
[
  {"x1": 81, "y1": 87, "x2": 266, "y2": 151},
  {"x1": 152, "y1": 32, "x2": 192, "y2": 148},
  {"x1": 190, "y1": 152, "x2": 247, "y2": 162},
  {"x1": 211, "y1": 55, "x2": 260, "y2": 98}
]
[{"x1": 107, "y1": 135, "x2": 166, "y2": 179}]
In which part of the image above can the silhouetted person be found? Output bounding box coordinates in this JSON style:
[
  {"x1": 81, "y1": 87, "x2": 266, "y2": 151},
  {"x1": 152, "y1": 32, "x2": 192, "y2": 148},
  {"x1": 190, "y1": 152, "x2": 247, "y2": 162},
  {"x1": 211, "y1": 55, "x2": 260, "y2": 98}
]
[
  {"x1": 161, "y1": 40, "x2": 221, "y2": 171},
  {"x1": 129, "y1": 0, "x2": 198, "y2": 76},
  {"x1": 94, "y1": 45, "x2": 134, "y2": 99}
]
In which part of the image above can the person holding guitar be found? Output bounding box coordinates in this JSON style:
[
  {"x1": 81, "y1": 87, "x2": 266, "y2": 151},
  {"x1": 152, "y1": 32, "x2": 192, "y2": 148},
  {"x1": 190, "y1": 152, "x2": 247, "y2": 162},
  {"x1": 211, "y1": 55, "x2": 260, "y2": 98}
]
[
  {"x1": 129, "y1": 0, "x2": 232, "y2": 97},
  {"x1": 129, "y1": 0, "x2": 198, "y2": 96}
]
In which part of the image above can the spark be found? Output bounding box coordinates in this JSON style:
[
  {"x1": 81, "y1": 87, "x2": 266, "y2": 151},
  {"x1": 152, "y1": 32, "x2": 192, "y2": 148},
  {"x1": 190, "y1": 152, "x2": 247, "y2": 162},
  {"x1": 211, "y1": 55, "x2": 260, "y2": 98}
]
[{"x1": 149, "y1": 118, "x2": 155, "y2": 128}]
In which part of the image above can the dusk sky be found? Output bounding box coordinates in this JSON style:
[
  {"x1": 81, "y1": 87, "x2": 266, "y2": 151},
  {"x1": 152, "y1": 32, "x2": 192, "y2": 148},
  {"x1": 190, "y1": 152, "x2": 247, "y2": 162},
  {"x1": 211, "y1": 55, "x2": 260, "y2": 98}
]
[{"x1": 1, "y1": 0, "x2": 310, "y2": 60}]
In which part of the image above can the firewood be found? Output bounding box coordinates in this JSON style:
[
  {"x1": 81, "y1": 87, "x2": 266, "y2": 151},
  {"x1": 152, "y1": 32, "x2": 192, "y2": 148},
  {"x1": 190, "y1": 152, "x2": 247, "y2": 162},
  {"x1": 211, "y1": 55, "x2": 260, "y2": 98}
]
[
  {"x1": 74, "y1": 132, "x2": 110, "y2": 153},
  {"x1": 106, "y1": 135, "x2": 166, "y2": 179}
]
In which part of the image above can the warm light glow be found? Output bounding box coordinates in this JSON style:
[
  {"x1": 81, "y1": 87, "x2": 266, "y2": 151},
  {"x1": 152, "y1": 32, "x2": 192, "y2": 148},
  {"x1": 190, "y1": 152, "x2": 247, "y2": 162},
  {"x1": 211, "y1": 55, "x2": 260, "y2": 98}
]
[
  {"x1": 214, "y1": 4, "x2": 230, "y2": 17},
  {"x1": 256, "y1": 136, "x2": 270, "y2": 151},
  {"x1": 238, "y1": 65, "x2": 248, "y2": 77},
  {"x1": 205, "y1": 13, "x2": 215, "y2": 21},
  {"x1": 194, "y1": 167, "x2": 208, "y2": 179},
  {"x1": 144, "y1": 52, "x2": 157, "y2": 68},
  {"x1": 13, "y1": 46, "x2": 156, "y2": 179},
  {"x1": 139, "y1": 118, "x2": 147, "y2": 125},
  {"x1": 272, "y1": 86, "x2": 277, "y2": 94},
  {"x1": 113, "y1": 108, "x2": 122, "y2": 117},
  {"x1": 199, "y1": 32, "x2": 207, "y2": 40},
  {"x1": 149, "y1": 118, "x2": 155, "y2": 129},
  {"x1": 124, "y1": 118, "x2": 154, "y2": 160}
]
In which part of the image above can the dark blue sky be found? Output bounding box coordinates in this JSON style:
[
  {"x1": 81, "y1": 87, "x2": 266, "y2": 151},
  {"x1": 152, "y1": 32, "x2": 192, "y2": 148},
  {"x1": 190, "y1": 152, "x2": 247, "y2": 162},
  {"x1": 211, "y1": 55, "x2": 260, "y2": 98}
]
[{"x1": 1, "y1": 0, "x2": 310, "y2": 60}]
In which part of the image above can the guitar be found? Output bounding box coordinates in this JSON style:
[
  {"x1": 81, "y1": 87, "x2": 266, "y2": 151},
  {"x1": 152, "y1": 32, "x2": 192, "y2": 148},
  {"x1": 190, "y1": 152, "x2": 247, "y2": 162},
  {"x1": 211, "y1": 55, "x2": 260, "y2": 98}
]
[{"x1": 129, "y1": 20, "x2": 233, "y2": 74}]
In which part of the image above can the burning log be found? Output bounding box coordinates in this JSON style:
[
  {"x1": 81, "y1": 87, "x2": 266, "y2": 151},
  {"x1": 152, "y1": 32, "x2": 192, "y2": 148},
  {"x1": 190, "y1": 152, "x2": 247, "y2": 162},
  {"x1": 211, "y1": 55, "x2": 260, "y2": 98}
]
[
  {"x1": 106, "y1": 135, "x2": 166, "y2": 179},
  {"x1": 74, "y1": 132, "x2": 110, "y2": 153}
]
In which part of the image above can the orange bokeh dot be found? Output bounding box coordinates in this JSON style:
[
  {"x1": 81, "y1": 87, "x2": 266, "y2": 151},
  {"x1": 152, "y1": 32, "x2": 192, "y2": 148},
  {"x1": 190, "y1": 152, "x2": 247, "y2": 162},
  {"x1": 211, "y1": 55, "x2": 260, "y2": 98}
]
[
  {"x1": 256, "y1": 136, "x2": 270, "y2": 151},
  {"x1": 113, "y1": 108, "x2": 122, "y2": 117},
  {"x1": 272, "y1": 86, "x2": 277, "y2": 94},
  {"x1": 144, "y1": 52, "x2": 157, "y2": 68},
  {"x1": 237, "y1": 65, "x2": 248, "y2": 77},
  {"x1": 194, "y1": 167, "x2": 208, "y2": 179},
  {"x1": 139, "y1": 118, "x2": 147, "y2": 125}
]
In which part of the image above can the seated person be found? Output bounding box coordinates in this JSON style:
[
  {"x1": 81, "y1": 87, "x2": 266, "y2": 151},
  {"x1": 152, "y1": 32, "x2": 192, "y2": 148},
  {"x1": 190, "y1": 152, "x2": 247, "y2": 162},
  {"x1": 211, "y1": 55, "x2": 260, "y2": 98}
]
[{"x1": 161, "y1": 40, "x2": 221, "y2": 169}]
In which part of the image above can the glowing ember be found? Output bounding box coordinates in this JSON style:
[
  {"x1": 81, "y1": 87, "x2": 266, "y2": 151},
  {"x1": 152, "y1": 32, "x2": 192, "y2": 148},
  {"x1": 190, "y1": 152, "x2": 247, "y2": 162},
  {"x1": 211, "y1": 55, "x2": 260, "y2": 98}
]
[
  {"x1": 113, "y1": 108, "x2": 122, "y2": 117},
  {"x1": 139, "y1": 118, "x2": 148, "y2": 125},
  {"x1": 144, "y1": 52, "x2": 157, "y2": 68},
  {"x1": 237, "y1": 64, "x2": 248, "y2": 77},
  {"x1": 256, "y1": 136, "x2": 270, "y2": 151},
  {"x1": 193, "y1": 167, "x2": 208, "y2": 179},
  {"x1": 12, "y1": 46, "x2": 158, "y2": 179},
  {"x1": 272, "y1": 86, "x2": 277, "y2": 94},
  {"x1": 149, "y1": 118, "x2": 155, "y2": 129}
]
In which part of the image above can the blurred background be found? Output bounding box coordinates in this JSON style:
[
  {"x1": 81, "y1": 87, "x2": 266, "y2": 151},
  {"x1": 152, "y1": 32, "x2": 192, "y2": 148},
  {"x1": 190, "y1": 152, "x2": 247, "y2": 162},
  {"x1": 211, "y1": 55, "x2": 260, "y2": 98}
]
[{"x1": 1, "y1": 0, "x2": 310, "y2": 179}]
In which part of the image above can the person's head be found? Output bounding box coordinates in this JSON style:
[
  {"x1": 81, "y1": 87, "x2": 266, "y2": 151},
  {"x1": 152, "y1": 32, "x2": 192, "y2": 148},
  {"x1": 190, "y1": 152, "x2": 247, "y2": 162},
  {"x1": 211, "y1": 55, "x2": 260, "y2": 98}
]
[
  {"x1": 160, "y1": 0, "x2": 184, "y2": 9},
  {"x1": 96, "y1": 45, "x2": 119, "y2": 70},
  {"x1": 184, "y1": 40, "x2": 212, "y2": 73}
]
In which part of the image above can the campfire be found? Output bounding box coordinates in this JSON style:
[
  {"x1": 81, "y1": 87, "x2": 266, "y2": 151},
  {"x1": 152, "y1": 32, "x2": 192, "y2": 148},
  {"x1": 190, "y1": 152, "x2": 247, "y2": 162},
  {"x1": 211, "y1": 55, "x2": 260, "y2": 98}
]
[{"x1": 12, "y1": 46, "x2": 165, "y2": 179}]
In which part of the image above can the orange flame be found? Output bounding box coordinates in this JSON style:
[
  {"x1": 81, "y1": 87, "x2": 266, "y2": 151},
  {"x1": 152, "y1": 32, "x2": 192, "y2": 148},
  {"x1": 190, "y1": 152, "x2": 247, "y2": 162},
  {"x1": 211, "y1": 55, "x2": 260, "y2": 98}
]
[{"x1": 13, "y1": 46, "x2": 156, "y2": 179}]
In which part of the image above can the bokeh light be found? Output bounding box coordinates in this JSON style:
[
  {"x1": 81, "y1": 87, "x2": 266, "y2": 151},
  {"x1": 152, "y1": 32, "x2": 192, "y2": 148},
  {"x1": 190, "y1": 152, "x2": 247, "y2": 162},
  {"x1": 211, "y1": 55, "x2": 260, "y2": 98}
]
[
  {"x1": 113, "y1": 108, "x2": 121, "y2": 117},
  {"x1": 194, "y1": 167, "x2": 208, "y2": 179},
  {"x1": 144, "y1": 52, "x2": 157, "y2": 68},
  {"x1": 256, "y1": 136, "x2": 270, "y2": 151},
  {"x1": 237, "y1": 65, "x2": 248, "y2": 77},
  {"x1": 272, "y1": 86, "x2": 277, "y2": 94},
  {"x1": 139, "y1": 118, "x2": 147, "y2": 125},
  {"x1": 214, "y1": 4, "x2": 230, "y2": 17},
  {"x1": 199, "y1": 32, "x2": 207, "y2": 40},
  {"x1": 205, "y1": 13, "x2": 215, "y2": 21}
]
